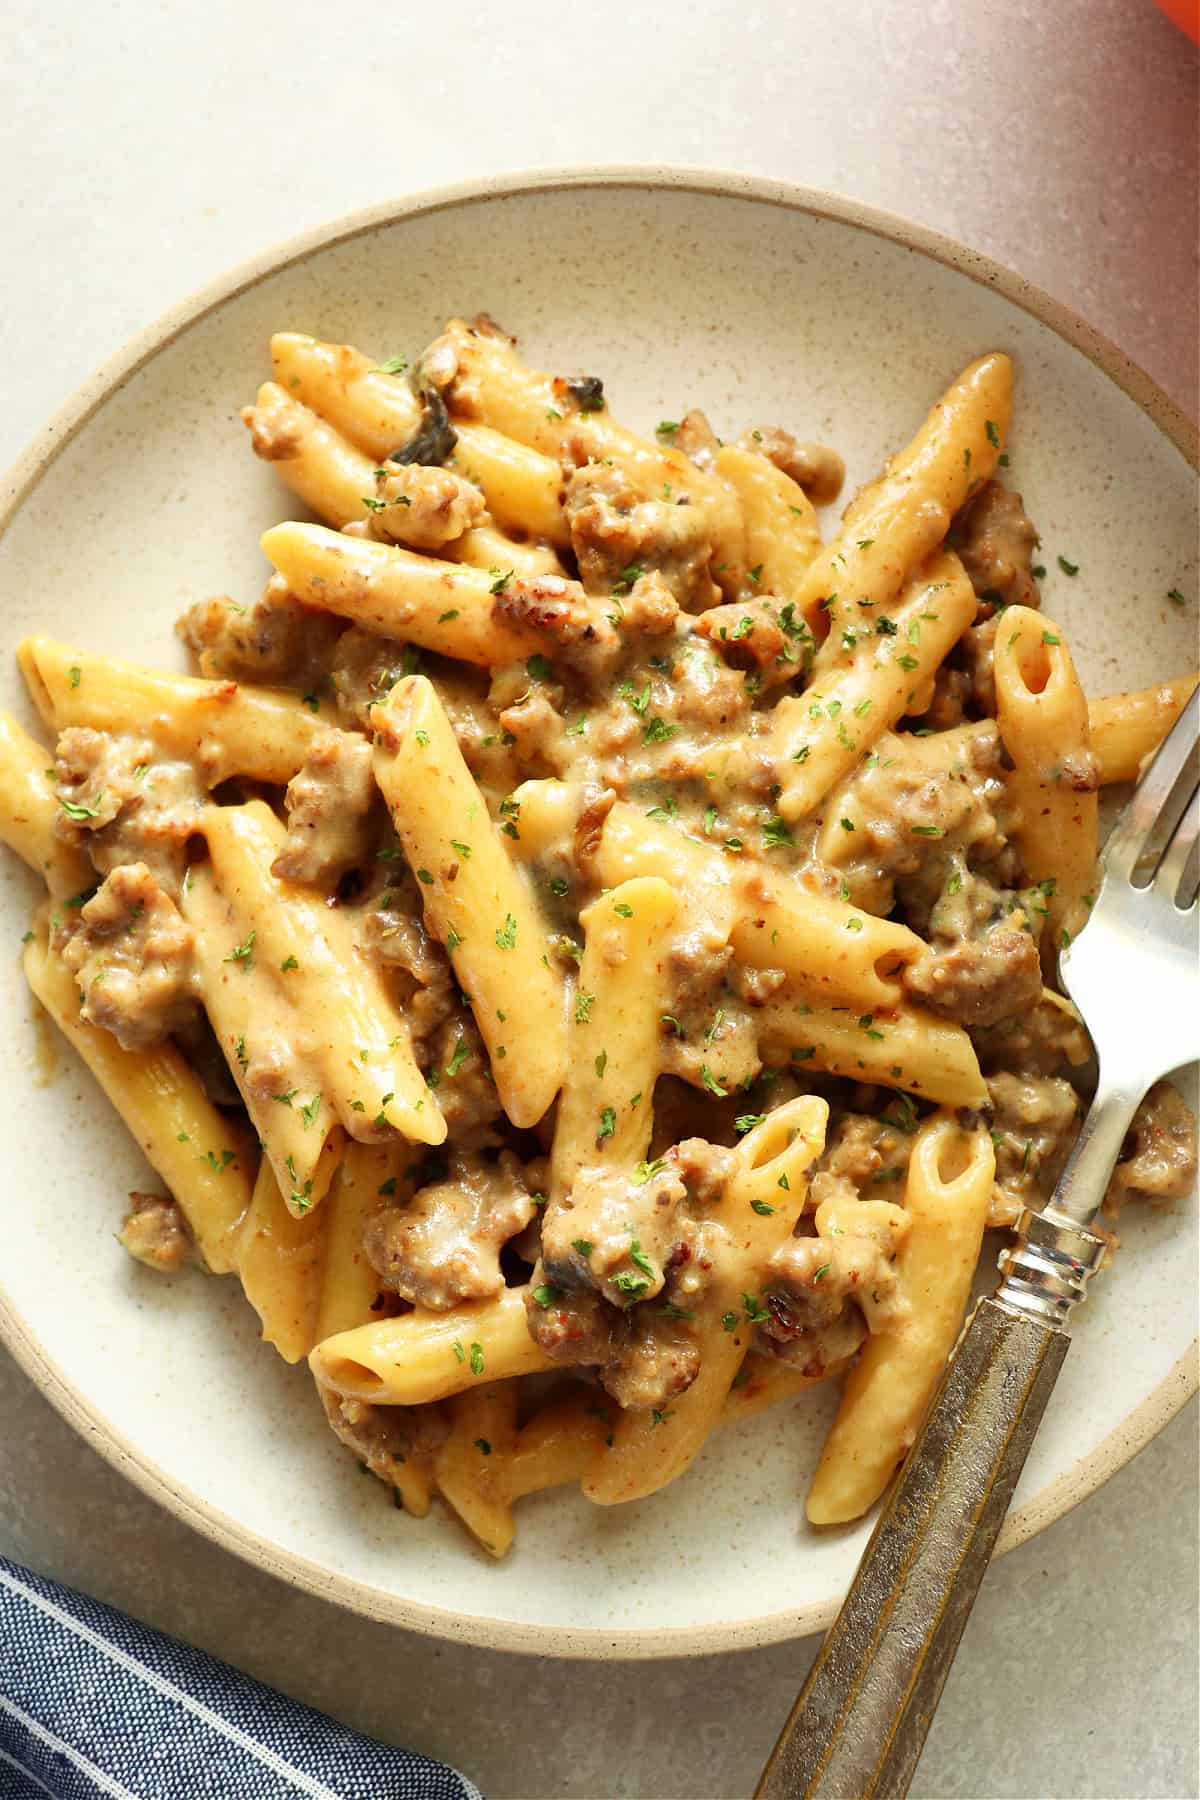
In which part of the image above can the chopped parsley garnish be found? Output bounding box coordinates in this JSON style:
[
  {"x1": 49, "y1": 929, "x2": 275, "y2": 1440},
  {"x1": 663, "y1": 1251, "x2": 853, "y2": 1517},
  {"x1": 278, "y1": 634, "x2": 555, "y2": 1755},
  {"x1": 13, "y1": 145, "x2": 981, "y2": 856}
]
[
  {"x1": 58, "y1": 792, "x2": 104, "y2": 822},
  {"x1": 657, "y1": 419, "x2": 680, "y2": 436},
  {"x1": 703, "y1": 803, "x2": 719, "y2": 834},
  {"x1": 1057, "y1": 555, "x2": 1079, "y2": 577},
  {"x1": 526, "y1": 653, "x2": 553, "y2": 681},
  {"x1": 300, "y1": 1094, "x2": 322, "y2": 1128},
  {"x1": 750, "y1": 1199, "x2": 776, "y2": 1215},
  {"x1": 611, "y1": 1271, "x2": 649, "y2": 1302},
  {"x1": 495, "y1": 914, "x2": 517, "y2": 950},
  {"x1": 445, "y1": 1036, "x2": 469, "y2": 1078},
  {"x1": 449, "y1": 838, "x2": 472, "y2": 859},
  {"x1": 985, "y1": 419, "x2": 1000, "y2": 447},
  {"x1": 1167, "y1": 588, "x2": 1186, "y2": 606},
  {"x1": 488, "y1": 568, "x2": 514, "y2": 595},
  {"x1": 574, "y1": 990, "x2": 596, "y2": 1024},
  {"x1": 858, "y1": 1014, "x2": 885, "y2": 1041},
  {"x1": 415, "y1": 728, "x2": 430, "y2": 746},
  {"x1": 416, "y1": 868, "x2": 434, "y2": 885},
  {"x1": 532, "y1": 1284, "x2": 559, "y2": 1307},
  {"x1": 612, "y1": 901, "x2": 634, "y2": 918},
  {"x1": 735, "y1": 1114, "x2": 765, "y2": 1135},
  {"x1": 611, "y1": 560, "x2": 646, "y2": 596},
  {"x1": 224, "y1": 930, "x2": 255, "y2": 966},
  {"x1": 597, "y1": 1105, "x2": 617, "y2": 1141},
  {"x1": 280, "y1": 955, "x2": 299, "y2": 971},
  {"x1": 628, "y1": 1239, "x2": 655, "y2": 1279},
  {"x1": 742, "y1": 1293, "x2": 770, "y2": 1324},
  {"x1": 376, "y1": 355, "x2": 409, "y2": 375},
  {"x1": 474, "y1": 1439, "x2": 492, "y2": 1455},
  {"x1": 700, "y1": 1064, "x2": 728, "y2": 1097},
  {"x1": 651, "y1": 1409, "x2": 675, "y2": 1428},
  {"x1": 875, "y1": 616, "x2": 897, "y2": 637},
  {"x1": 911, "y1": 824, "x2": 945, "y2": 837},
  {"x1": 68, "y1": 666, "x2": 81, "y2": 689},
  {"x1": 813, "y1": 1264, "x2": 831, "y2": 1283},
  {"x1": 498, "y1": 795, "x2": 521, "y2": 840},
  {"x1": 642, "y1": 716, "x2": 678, "y2": 745},
  {"x1": 594, "y1": 1050, "x2": 608, "y2": 1079},
  {"x1": 452, "y1": 1340, "x2": 466, "y2": 1362},
  {"x1": 633, "y1": 1158, "x2": 667, "y2": 1185},
  {"x1": 761, "y1": 814, "x2": 793, "y2": 849},
  {"x1": 572, "y1": 1238, "x2": 594, "y2": 1257},
  {"x1": 721, "y1": 1311, "x2": 738, "y2": 1332},
  {"x1": 469, "y1": 1343, "x2": 485, "y2": 1376},
  {"x1": 234, "y1": 1036, "x2": 249, "y2": 1071},
  {"x1": 378, "y1": 1177, "x2": 398, "y2": 1197}
]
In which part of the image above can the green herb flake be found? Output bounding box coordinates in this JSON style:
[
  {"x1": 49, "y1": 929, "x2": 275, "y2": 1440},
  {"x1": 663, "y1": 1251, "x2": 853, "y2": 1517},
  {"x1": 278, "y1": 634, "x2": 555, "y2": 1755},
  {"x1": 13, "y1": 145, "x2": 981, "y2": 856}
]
[{"x1": 224, "y1": 929, "x2": 255, "y2": 966}]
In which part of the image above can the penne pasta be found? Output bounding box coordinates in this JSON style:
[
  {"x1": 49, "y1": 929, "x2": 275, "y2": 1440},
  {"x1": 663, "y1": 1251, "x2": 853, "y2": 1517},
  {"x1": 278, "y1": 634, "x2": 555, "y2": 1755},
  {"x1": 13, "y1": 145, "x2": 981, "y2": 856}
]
[
  {"x1": 371, "y1": 675, "x2": 567, "y2": 1128},
  {"x1": 714, "y1": 444, "x2": 823, "y2": 619},
  {"x1": 770, "y1": 549, "x2": 978, "y2": 820},
  {"x1": 18, "y1": 636, "x2": 325, "y2": 788},
  {"x1": 994, "y1": 607, "x2": 1099, "y2": 942},
  {"x1": 0, "y1": 711, "x2": 95, "y2": 899},
  {"x1": 584, "y1": 1097, "x2": 829, "y2": 1504},
  {"x1": 269, "y1": 332, "x2": 570, "y2": 547},
  {"x1": 757, "y1": 993, "x2": 987, "y2": 1108},
  {"x1": 313, "y1": 1143, "x2": 407, "y2": 1343},
  {"x1": 593, "y1": 801, "x2": 924, "y2": 1010},
  {"x1": 1088, "y1": 675, "x2": 1198, "y2": 786},
  {"x1": 550, "y1": 876, "x2": 679, "y2": 1194},
  {"x1": 308, "y1": 1284, "x2": 556, "y2": 1405},
  {"x1": 259, "y1": 522, "x2": 539, "y2": 668},
  {"x1": 235, "y1": 1157, "x2": 328, "y2": 1363},
  {"x1": 806, "y1": 1113, "x2": 994, "y2": 1524},
  {"x1": 24, "y1": 931, "x2": 251, "y2": 1273},
  {"x1": 433, "y1": 1380, "x2": 520, "y2": 1558},
  {"x1": 807, "y1": 353, "x2": 1011, "y2": 661}
]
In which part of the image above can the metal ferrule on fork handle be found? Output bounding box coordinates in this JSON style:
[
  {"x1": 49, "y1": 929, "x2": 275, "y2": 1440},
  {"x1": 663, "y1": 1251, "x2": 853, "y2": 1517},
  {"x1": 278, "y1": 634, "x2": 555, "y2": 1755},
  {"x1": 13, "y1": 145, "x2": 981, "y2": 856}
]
[{"x1": 996, "y1": 1207, "x2": 1111, "y2": 1328}]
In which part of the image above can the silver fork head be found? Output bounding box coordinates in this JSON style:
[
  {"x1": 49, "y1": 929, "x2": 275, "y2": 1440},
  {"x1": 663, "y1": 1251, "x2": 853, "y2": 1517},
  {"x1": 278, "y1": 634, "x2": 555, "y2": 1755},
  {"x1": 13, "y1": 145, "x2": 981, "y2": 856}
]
[{"x1": 1059, "y1": 684, "x2": 1199, "y2": 1090}]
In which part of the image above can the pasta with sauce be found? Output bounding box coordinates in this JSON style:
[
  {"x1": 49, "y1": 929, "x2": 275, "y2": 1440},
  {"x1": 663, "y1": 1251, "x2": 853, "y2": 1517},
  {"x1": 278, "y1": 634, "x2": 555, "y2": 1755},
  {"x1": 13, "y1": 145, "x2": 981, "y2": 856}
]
[{"x1": 1, "y1": 318, "x2": 1196, "y2": 1555}]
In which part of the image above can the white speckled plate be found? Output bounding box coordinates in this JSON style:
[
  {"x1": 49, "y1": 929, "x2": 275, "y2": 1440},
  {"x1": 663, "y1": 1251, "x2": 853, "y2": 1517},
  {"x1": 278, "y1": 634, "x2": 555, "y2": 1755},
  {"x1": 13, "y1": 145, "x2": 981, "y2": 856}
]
[{"x1": 0, "y1": 169, "x2": 1196, "y2": 1657}]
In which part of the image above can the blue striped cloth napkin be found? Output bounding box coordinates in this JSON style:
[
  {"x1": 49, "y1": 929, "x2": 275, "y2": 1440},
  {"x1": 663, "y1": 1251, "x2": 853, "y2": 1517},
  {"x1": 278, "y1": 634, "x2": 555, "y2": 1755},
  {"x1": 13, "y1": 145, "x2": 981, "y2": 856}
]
[{"x1": 0, "y1": 1557, "x2": 481, "y2": 1800}]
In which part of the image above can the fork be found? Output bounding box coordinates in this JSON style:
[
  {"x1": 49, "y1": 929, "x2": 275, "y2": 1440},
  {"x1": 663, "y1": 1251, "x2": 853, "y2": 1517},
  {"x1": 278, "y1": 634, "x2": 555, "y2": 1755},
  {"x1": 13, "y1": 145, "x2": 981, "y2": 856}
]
[{"x1": 756, "y1": 686, "x2": 1199, "y2": 1800}]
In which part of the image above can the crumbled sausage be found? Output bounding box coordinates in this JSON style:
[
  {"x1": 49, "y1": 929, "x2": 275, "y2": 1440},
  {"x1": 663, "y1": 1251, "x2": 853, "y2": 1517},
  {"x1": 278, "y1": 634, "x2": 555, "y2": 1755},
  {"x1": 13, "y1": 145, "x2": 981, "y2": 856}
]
[
  {"x1": 178, "y1": 575, "x2": 343, "y2": 686},
  {"x1": 364, "y1": 1150, "x2": 537, "y2": 1310},
  {"x1": 986, "y1": 1071, "x2": 1081, "y2": 1226},
  {"x1": 949, "y1": 481, "x2": 1041, "y2": 614},
  {"x1": 272, "y1": 730, "x2": 380, "y2": 888},
  {"x1": 903, "y1": 925, "x2": 1043, "y2": 1028},
  {"x1": 563, "y1": 462, "x2": 719, "y2": 612},
  {"x1": 118, "y1": 1192, "x2": 192, "y2": 1272},
  {"x1": 739, "y1": 427, "x2": 845, "y2": 506},
  {"x1": 366, "y1": 464, "x2": 486, "y2": 549},
  {"x1": 53, "y1": 730, "x2": 205, "y2": 897},
  {"x1": 62, "y1": 864, "x2": 198, "y2": 1050},
  {"x1": 1107, "y1": 1080, "x2": 1198, "y2": 1209}
]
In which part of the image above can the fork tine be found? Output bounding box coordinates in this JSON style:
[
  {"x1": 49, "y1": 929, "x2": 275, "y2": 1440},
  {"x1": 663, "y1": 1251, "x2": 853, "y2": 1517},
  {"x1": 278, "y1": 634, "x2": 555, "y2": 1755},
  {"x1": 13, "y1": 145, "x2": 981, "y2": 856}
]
[
  {"x1": 1154, "y1": 783, "x2": 1199, "y2": 909},
  {"x1": 1103, "y1": 687, "x2": 1200, "y2": 880}
]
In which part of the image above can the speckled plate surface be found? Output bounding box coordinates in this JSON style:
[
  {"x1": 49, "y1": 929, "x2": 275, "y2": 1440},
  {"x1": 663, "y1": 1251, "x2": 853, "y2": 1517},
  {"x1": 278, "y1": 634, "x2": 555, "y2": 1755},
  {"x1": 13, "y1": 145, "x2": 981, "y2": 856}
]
[{"x1": 0, "y1": 169, "x2": 1196, "y2": 1657}]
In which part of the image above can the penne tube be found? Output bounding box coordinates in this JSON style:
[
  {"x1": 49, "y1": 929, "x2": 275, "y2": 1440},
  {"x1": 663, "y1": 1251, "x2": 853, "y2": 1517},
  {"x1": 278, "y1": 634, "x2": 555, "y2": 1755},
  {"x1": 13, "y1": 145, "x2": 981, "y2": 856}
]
[
  {"x1": 807, "y1": 353, "x2": 1011, "y2": 662},
  {"x1": 757, "y1": 993, "x2": 988, "y2": 1107},
  {"x1": 807, "y1": 1113, "x2": 994, "y2": 1524},
  {"x1": 0, "y1": 711, "x2": 94, "y2": 899},
  {"x1": 372, "y1": 675, "x2": 567, "y2": 1128},
  {"x1": 1088, "y1": 675, "x2": 1198, "y2": 785},
  {"x1": 259, "y1": 522, "x2": 538, "y2": 668},
  {"x1": 313, "y1": 1142, "x2": 407, "y2": 1343},
  {"x1": 190, "y1": 801, "x2": 443, "y2": 1170},
  {"x1": 243, "y1": 382, "x2": 381, "y2": 528},
  {"x1": 268, "y1": 332, "x2": 570, "y2": 546},
  {"x1": 242, "y1": 386, "x2": 564, "y2": 580},
  {"x1": 509, "y1": 1354, "x2": 841, "y2": 1504},
  {"x1": 308, "y1": 1284, "x2": 556, "y2": 1404},
  {"x1": 593, "y1": 801, "x2": 924, "y2": 1009},
  {"x1": 235, "y1": 1157, "x2": 328, "y2": 1363},
  {"x1": 770, "y1": 550, "x2": 978, "y2": 821},
  {"x1": 429, "y1": 318, "x2": 744, "y2": 582},
  {"x1": 18, "y1": 636, "x2": 324, "y2": 788},
  {"x1": 994, "y1": 608, "x2": 1099, "y2": 941},
  {"x1": 433, "y1": 1380, "x2": 520, "y2": 1558},
  {"x1": 550, "y1": 876, "x2": 679, "y2": 1195},
  {"x1": 23, "y1": 931, "x2": 251, "y2": 1273},
  {"x1": 447, "y1": 523, "x2": 564, "y2": 582},
  {"x1": 584, "y1": 1096, "x2": 828, "y2": 1505},
  {"x1": 714, "y1": 444, "x2": 823, "y2": 618}
]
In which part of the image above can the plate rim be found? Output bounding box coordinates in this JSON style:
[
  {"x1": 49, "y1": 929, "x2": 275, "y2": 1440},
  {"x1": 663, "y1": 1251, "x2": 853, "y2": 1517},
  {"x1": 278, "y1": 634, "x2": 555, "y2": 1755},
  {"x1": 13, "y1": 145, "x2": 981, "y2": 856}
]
[{"x1": 1, "y1": 163, "x2": 1196, "y2": 1659}]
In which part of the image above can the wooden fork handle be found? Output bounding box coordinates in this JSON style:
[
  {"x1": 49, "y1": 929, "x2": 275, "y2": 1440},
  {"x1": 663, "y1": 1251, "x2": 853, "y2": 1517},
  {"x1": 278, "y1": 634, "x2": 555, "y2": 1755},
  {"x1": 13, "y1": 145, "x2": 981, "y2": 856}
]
[{"x1": 754, "y1": 1299, "x2": 1068, "y2": 1800}]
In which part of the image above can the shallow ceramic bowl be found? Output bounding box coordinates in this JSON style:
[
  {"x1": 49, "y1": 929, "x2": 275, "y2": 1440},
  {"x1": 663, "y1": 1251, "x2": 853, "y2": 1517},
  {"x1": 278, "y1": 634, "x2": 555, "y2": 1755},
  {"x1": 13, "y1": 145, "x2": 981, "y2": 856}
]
[{"x1": 1, "y1": 170, "x2": 1196, "y2": 1657}]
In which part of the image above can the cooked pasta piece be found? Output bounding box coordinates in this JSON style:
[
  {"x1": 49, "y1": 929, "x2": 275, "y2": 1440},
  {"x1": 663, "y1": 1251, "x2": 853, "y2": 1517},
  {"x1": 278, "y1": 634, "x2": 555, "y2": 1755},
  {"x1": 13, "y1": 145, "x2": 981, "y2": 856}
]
[
  {"x1": 770, "y1": 550, "x2": 978, "y2": 820},
  {"x1": 371, "y1": 674, "x2": 566, "y2": 1129},
  {"x1": 584, "y1": 1096, "x2": 828, "y2": 1504},
  {"x1": 994, "y1": 607, "x2": 1099, "y2": 942},
  {"x1": 309, "y1": 1284, "x2": 556, "y2": 1405},
  {"x1": 806, "y1": 353, "x2": 1011, "y2": 664},
  {"x1": 19, "y1": 637, "x2": 326, "y2": 787},
  {"x1": 236, "y1": 1157, "x2": 328, "y2": 1362},
  {"x1": 807, "y1": 1113, "x2": 994, "y2": 1523},
  {"x1": 24, "y1": 930, "x2": 250, "y2": 1273},
  {"x1": 1089, "y1": 675, "x2": 1198, "y2": 785}
]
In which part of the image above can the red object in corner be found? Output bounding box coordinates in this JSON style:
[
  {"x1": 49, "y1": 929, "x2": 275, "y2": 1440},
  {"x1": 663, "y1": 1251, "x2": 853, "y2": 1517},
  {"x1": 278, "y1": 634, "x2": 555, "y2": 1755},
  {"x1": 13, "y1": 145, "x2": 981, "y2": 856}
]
[{"x1": 1153, "y1": 0, "x2": 1200, "y2": 41}]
